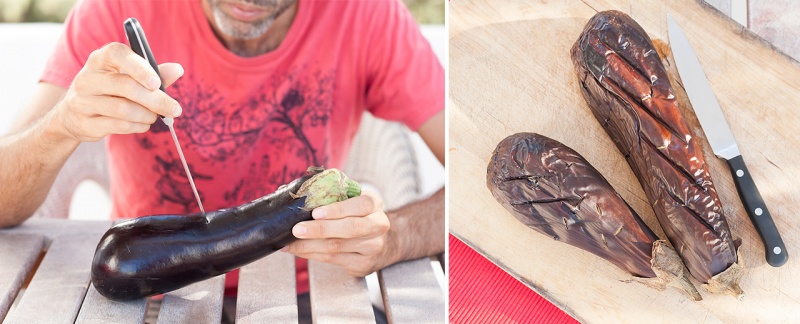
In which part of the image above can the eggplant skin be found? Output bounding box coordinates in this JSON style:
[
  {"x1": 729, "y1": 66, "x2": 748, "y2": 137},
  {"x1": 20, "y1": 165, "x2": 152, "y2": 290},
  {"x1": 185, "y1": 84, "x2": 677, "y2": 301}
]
[
  {"x1": 91, "y1": 174, "x2": 313, "y2": 301},
  {"x1": 570, "y1": 10, "x2": 738, "y2": 283},
  {"x1": 487, "y1": 132, "x2": 659, "y2": 278}
]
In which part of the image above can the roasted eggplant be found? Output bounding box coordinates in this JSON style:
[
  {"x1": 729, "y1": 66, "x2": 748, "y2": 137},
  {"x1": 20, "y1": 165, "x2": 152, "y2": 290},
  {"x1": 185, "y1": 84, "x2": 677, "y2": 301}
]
[
  {"x1": 487, "y1": 133, "x2": 700, "y2": 300},
  {"x1": 571, "y1": 11, "x2": 743, "y2": 298},
  {"x1": 91, "y1": 168, "x2": 360, "y2": 301}
]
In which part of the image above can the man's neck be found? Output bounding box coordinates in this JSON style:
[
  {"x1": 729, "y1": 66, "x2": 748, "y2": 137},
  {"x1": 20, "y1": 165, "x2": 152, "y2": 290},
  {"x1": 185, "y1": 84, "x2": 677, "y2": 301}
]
[{"x1": 202, "y1": 1, "x2": 299, "y2": 57}]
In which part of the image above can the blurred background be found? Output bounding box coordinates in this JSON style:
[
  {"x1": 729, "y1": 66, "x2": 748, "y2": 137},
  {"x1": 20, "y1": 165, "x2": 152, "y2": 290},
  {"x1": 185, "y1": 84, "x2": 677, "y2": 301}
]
[{"x1": 0, "y1": 0, "x2": 444, "y2": 23}]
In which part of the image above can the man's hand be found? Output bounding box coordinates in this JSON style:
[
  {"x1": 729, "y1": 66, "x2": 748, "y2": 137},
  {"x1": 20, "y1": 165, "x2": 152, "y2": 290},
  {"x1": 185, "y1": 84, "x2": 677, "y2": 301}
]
[
  {"x1": 283, "y1": 191, "x2": 392, "y2": 277},
  {"x1": 52, "y1": 42, "x2": 184, "y2": 142}
]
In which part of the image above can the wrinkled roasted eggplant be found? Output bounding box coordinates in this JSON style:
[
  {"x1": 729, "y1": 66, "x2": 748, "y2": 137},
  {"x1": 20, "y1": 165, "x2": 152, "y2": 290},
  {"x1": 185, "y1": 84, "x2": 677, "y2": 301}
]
[
  {"x1": 487, "y1": 133, "x2": 700, "y2": 300},
  {"x1": 91, "y1": 168, "x2": 360, "y2": 301},
  {"x1": 570, "y1": 11, "x2": 743, "y2": 298}
]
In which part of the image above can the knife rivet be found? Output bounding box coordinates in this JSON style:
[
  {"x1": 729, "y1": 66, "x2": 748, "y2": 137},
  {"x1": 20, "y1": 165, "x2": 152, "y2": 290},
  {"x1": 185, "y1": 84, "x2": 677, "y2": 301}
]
[
  {"x1": 755, "y1": 208, "x2": 763, "y2": 216},
  {"x1": 736, "y1": 169, "x2": 744, "y2": 177},
  {"x1": 774, "y1": 247, "x2": 782, "y2": 255}
]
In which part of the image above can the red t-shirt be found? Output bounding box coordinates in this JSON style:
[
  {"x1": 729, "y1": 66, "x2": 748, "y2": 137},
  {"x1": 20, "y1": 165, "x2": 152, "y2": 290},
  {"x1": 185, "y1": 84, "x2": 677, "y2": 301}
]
[{"x1": 41, "y1": 0, "x2": 443, "y2": 294}]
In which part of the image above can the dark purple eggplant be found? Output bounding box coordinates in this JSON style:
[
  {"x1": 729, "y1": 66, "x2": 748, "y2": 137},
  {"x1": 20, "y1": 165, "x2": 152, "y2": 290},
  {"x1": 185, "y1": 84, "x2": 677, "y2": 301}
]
[
  {"x1": 488, "y1": 133, "x2": 700, "y2": 300},
  {"x1": 570, "y1": 11, "x2": 743, "y2": 298},
  {"x1": 91, "y1": 168, "x2": 360, "y2": 301}
]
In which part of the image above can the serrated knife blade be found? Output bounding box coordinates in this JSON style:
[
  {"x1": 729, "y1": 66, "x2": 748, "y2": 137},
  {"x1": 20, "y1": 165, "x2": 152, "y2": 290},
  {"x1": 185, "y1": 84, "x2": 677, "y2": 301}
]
[{"x1": 668, "y1": 15, "x2": 786, "y2": 267}]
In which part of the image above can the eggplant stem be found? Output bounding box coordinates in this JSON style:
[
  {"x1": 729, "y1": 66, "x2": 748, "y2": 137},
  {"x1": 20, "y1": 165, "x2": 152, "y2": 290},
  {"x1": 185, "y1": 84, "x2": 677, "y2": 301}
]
[
  {"x1": 296, "y1": 168, "x2": 362, "y2": 210},
  {"x1": 345, "y1": 179, "x2": 361, "y2": 198}
]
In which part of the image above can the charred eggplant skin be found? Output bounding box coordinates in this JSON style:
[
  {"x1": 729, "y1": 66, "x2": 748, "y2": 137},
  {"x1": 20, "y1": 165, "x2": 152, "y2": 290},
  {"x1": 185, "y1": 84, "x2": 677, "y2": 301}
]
[
  {"x1": 92, "y1": 174, "x2": 313, "y2": 301},
  {"x1": 570, "y1": 10, "x2": 738, "y2": 282},
  {"x1": 487, "y1": 133, "x2": 659, "y2": 278}
]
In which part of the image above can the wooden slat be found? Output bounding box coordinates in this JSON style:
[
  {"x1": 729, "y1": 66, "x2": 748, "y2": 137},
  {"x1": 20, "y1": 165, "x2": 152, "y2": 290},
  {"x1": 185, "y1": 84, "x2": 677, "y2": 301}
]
[
  {"x1": 74, "y1": 284, "x2": 148, "y2": 324},
  {"x1": 378, "y1": 258, "x2": 445, "y2": 324},
  {"x1": 0, "y1": 233, "x2": 44, "y2": 322},
  {"x1": 308, "y1": 260, "x2": 374, "y2": 323},
  {"x1": 4, "y1": 232, "x2": 104, "y2": 324},
  {"x1": 73, "y1": 219, "x2": 145, "y2": 324},
  {"x1": 0, "y1": 219, "x2": 111, "y2": 243},
  {"x1": 236, "y1": 252, "x2": 297, "y2": 323},
  {"x1": 156, "y1": 275, "x2": 225, "y2": 324}
]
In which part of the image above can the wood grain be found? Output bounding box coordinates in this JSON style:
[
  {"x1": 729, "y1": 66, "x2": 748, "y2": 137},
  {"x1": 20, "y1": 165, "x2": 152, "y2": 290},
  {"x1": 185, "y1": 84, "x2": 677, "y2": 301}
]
[
  {"x1": 308, "y1": 260, "x2": 375, "y2": 323},
  {"x1": 156, "y1": 275, "x2": 225, "y2": 324},
  {"x1": 0, "y1": 234, "x2": 44, "y2": 322},
  {"x1": 74, "y1": 284, "x2": 148, "y2": 324},
  {"x1": 236, "y1": 252, "x2": 297, "y2": 323},
  {"x1": 378, "y1": 258, "x2": 445, "y2": 324},
  {"x1": 449, "y1": 0, "x2": 800, "y2": 322},
  {"x1": 3, "y1": 232, "x2": 105, "y2": 324}
]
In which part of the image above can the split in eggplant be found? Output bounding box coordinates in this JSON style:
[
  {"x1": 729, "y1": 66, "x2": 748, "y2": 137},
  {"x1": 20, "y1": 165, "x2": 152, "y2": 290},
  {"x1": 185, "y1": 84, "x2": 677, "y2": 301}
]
[
  {"x1": 570, "y1": 10, "x2": 743, "y2": 299},
  {"x1": 487, "y1": 133, "x2": 700, "y2": 300}
]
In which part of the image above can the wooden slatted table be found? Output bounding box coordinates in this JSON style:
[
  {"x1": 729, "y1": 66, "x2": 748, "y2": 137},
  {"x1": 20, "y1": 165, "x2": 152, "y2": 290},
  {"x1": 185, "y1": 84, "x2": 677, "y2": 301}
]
[{"x1": 0, "y1": 219, "x2": 445, "y2": 324}]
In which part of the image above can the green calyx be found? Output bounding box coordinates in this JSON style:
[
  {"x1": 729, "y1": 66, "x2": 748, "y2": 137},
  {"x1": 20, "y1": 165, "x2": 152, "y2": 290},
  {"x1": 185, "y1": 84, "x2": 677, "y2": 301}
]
[{"x1": 294, "y1": 168, "x2": 361, "y2": 210}]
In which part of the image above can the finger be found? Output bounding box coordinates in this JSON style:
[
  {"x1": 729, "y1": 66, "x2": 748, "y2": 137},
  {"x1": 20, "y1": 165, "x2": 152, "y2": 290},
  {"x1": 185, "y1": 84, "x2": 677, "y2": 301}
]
[
  {"x1": 89, "y1": 96, "x2": 159, "y2": 124},
  {"x1": 293, "y1": 213, "x2": 389, "y2": 239},
  {"x1": 90, "y1": 116, "x2": 151, "y2": 135},
  {"x1": 87, "y1": 42, "x2": 162, "y2": 91},
  {"x1": 95, "y1": 72, "x2": 181, "y2": 118},
  {"x1": 312, "y1": 192, "x2": 382, "y2": 220},
  {"x1": 158, "y1": 63, "x2": 184, "y2": 88},
  {"x1": 75, "y1": 115, "x2": 150, "y2": 140},
  {"x1": 282, "y1": 238, "x2": 383, "y2": 255}
]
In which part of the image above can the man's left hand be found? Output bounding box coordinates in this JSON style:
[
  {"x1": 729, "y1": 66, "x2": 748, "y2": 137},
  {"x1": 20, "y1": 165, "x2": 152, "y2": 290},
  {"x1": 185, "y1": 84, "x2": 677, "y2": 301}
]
[{"x1": 282, "y1": 191, "x2": 392, "y2": 277}]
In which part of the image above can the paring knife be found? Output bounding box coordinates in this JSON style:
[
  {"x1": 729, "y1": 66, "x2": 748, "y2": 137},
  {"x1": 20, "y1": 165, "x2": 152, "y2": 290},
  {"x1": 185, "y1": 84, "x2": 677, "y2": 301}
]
[
  {"x1": 124, "y1": 18, "x2": 205, "y2": 214},
  {"x1": 667, "y1": 15, "x2": 787, "y2": 267}
]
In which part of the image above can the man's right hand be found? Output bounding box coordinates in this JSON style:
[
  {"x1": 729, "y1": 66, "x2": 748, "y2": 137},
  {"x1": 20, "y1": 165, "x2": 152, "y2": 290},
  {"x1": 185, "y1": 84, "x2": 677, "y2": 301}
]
[
  {"x1": 0, "y1": 42, "x2": 186, "y2": 227},
  {"x1": 52, "y1": 42, "x2": 184, "y2": 142}
]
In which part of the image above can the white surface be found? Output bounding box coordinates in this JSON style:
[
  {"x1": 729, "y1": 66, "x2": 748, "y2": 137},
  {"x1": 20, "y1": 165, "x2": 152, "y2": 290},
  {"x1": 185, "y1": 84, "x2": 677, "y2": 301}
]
[
  {"x1": 731, "y1": 0, "x2": 747, "y2": 26},
  {"x1": 0, "y1": 23, "x2": 444, "y2": 220},
  {"x1": 68, "y1": 180, "x2": 112, "y2": 221},
  {"x1": 0, "y1": 23, "x2": 62, "y2": 133}
]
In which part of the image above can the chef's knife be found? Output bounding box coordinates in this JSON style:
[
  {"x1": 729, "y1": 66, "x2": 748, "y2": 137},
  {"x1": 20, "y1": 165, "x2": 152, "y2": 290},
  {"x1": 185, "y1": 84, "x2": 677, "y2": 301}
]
[
  {"x1": 667, "y1": 15, "x2": 786, "y2": 267},
  {"x1": 124, "y1": 18, "x2": 205, "y2": 214}
]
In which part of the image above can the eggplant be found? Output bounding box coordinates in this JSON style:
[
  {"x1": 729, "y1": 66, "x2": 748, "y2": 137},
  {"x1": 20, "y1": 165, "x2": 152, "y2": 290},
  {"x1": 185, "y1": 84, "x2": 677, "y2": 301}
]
[
  {"x1": 570, "y1": 11, "x2": 743, "y2": 298},
  {"x1": 487, "y1": 133, "x2": 700, "y2": 300},
  {"x1": 91, "y1": 168, "x2": 360, "y2": 301}
]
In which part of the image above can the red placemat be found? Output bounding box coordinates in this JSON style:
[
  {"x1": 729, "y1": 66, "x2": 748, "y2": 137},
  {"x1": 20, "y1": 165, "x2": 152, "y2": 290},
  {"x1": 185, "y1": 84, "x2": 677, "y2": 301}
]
[{"x1": 449, "y1": 234, "x2": 579, "y2": 324}]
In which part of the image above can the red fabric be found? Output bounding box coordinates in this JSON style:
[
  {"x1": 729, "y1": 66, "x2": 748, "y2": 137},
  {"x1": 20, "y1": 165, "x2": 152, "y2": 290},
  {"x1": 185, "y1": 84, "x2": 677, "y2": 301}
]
[
  {"x1": 449, "y1": 234, "x2": 579, "y2": 324},
  {"x1": 41, "y1": 0, "x2": 442, "y2": 294}
]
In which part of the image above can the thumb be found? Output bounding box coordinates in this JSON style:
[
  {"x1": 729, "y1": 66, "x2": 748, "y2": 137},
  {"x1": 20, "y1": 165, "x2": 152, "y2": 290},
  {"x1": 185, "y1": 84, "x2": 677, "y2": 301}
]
[{"x1": 158, "y1": 63, "x2": 184, "y2": 88}]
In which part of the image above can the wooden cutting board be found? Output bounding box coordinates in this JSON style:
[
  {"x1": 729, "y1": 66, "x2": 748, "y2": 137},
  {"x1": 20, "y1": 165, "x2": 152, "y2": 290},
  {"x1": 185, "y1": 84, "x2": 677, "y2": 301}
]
[{"x1": 448, "y1": 0, "x2": 800, "y2": 322}]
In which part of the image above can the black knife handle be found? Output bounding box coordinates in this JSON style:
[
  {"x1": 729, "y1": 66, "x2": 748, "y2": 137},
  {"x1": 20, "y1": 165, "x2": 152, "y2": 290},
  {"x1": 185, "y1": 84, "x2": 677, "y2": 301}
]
[
  {"x1": 123, "y1": 18, "x2": 166, "y2": 119},
  {"x1": 727, "y1": 155, "x2": 787, "y2": 267}
]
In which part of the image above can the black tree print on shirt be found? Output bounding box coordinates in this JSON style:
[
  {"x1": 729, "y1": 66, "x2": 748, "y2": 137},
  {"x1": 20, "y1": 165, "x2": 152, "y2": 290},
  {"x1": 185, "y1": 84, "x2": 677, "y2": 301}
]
[
  {"x1": 152, "y1": 152, "x2": 213, "y2": 212},
  {"x1": 140, "y1": 65, "x2": 335, "y2": 208}
]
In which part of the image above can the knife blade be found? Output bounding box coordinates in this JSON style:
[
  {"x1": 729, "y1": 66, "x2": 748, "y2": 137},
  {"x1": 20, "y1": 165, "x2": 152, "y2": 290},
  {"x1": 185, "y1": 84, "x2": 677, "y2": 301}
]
[
  {"x1": 667, "y1": 15, "x2": 786, "y2": 267},
  {"x1": 124, "y1": 18, "x2": 205, "y2": 214}
]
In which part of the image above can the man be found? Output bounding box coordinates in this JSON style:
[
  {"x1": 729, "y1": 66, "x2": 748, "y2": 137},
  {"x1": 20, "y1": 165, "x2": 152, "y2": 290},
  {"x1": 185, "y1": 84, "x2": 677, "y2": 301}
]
[{"x1": 0, "y1": 0, "x2": 443, "y2": 301}]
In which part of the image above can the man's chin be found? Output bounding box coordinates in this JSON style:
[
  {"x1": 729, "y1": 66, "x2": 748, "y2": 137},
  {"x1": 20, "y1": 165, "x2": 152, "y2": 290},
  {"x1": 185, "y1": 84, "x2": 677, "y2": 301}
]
[{"x1": 215, "y1": 12, "x2": 273, "y2": 39}]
